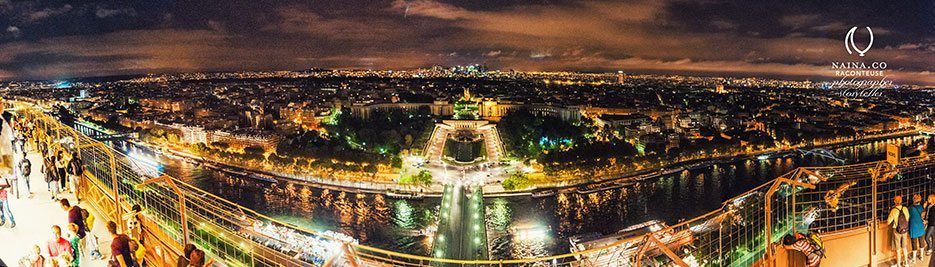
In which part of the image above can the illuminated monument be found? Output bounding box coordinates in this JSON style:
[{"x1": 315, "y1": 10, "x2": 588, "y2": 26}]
[
  {"x1": 423, "y1": 88, "x2": 504, "y2": 164},
  {"x1": 453, "y1": 88, "x2": 480, "y2": 120}
]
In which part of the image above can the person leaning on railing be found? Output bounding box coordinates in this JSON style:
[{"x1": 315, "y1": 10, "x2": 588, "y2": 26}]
[
  {"x1": 123, "y1": 204, "x2": 145, "y2": 242},
  {"x1": 925, "y1": 194, "x2": 935, "y2": 256},
  {"x1": 781, "y1": 233, "x2": 822, "y2": 267}
]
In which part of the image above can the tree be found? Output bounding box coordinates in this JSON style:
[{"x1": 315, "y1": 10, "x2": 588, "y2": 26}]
[
  {"x1": 167, "y1": 132, "x2": 181, "y2": 144},
  {"x1": 363, "y1": 164, "x2": 378, "y2": 173},
  {"x1": 244, "y1": 146, "x2": 265, "y2": 156},
  {"x1": 502, "y1": 172, "x2": 531, "y2": 190},
  {"x1": 280, "y1": 107, "x2": 433, "y2": 168},
  {"x1": 211, "y1": 142, "x2": 230, "y2": 150},
  {"x1": 391, "y1": 156, "x2": 403, "y2": 168},
  {"x1": 399, "y1": 170, "x2": 432, "y2": 185},
  {"x1": 189, "y1": 142, "x2": 210, "y2": 155}
]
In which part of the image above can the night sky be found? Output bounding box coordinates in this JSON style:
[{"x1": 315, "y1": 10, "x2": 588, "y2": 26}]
[{"x1": 0, "y1": 0, "x2": 932, "y2": 84}]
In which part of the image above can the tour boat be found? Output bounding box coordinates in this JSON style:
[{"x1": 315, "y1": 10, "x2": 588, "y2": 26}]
[{"x1": 531, "y1": 189, "x2": 556, "y2": 198}]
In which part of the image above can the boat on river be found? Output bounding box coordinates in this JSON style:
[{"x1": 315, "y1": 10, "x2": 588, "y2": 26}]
[
  {"x1": 658, "y1": 167, "x2": 685, "y2": 176},
  {"x1": 575, "y1": 181, "x2": 635, "y2": 194},
  {"x1": 249, "y1": 173, "x2": 279, "y2": 183},
  {"x1": 386, "y1": 190, "x2": 424, "y2": 199},
  {"x1": 531, "y1": 189, "x2": 556, "y2": 198}
]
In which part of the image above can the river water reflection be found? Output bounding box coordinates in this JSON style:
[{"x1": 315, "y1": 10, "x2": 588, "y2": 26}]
[{"x1": 122, "y1": 135, "x2": 930, "y2": 259}]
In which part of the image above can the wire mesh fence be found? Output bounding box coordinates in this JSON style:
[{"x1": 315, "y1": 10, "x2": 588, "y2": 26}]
[{"x1": 7, "y1": 100, "x2": 935, "y2": 267}]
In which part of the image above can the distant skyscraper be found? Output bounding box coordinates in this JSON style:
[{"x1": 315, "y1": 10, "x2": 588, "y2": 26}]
[
  {"x1": 715, "y1": 84, "x2": 726, "y2": 94},
  {"x1": 617, "y1": 71, "x2": 626, "y2": 84}
]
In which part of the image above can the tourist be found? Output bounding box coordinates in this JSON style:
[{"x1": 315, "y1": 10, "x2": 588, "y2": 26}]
[
  {"x1": 19, "y1": 244, "x2": 44, "y2": 267},
  {"x1": 189, "y1": 249, "x2": 209, "y2": 267},
  {"x1": 910, "y1": 194, "x2": 927, "y2": 261},
  {"x1": 1, "y1": 112, "x2": 14, "y2": 179},
  {"x1": 33, "y1": 132, "x2": 41, "y2": 153},
  {"x1": 108, "y1": 220, "x2": 136, "y2": 267},
  {"x1": 60, "y1": 199, "x2": 88, "y2": 236},
  {"x1": 44, "y1": 153, "x2": 61, "y2": 200},
  {"x1": 67, "y1": 151, "x2": 83, "y2": 203},
  {"x1": 17, "y1": 151, "x2": 32, "y2": 198},
  {"x1": 47, "y1": 225, "x2": 74, "y2": 267},
  {"x1": 0, "y1": 176, "x2": 14, "y2": 228},
  {"x1": 7, "y1": 153, "x2": 20, "y2": 198},
  {"x1": 60, "y1": 199, "x2": 87, "y2": 259},
  {"x1": 14, "y1": 131, "x2": 25, "y2": 154},
  {"x1": 781, "y1": 233, "x2": 823, "y2": 266},
  {"x1": 926, "y1": 194, "x2": 935, "y2": 256},
  {"x1": 124, "y1": 204, "x2": 145, "y2": 242},
  {"x1": 177, "y1": 243, "x2": 196, "y2": 267},
  {"x1": 129, "y1": 234, "x2": 146, "y2": 267},
  {"x1": 84, "y1": 205, "x2": 102, "y2": 259},
  {"x1": 67, "y1": 223, "x2": 81, "y2": 267},
  {"x1": 782, "y1": 233, "x2": 822, "y2": 267},
  {"x1": 889, "y1": 195, "x2": 911, "y2": 267},
  {"x1": 55, "y1": 150, "x2": 68, "y2": 193}
]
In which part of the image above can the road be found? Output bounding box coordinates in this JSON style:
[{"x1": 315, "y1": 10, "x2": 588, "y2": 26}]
[{"x1": 432, "y1": 183, "x2": 488, "y2": 265}]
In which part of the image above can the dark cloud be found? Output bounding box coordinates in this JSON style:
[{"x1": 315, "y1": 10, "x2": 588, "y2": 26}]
[
  {"x1": 0, "y1": 51, "x2": 145, "y2": 78},
  {"x1": 0, "y1": 0, "x2": 931, "y2": 85}
]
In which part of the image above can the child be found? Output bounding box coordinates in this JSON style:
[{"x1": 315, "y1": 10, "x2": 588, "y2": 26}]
[
  {"x1": 17, "y1": 244, "x2": 44, "y2": 267},
  {"x1": 67, "y1": 223, "x2": 81, "y2": 267}
]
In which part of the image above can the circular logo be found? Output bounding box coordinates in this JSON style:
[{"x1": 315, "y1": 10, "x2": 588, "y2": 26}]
[{"x1": 845, "y1": 26, "x2": 873, "y2": 57}]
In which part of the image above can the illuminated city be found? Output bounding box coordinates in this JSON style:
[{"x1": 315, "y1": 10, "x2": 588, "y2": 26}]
[{"x1": 0, "y1": 1, "x2": 932, "y2": 267}]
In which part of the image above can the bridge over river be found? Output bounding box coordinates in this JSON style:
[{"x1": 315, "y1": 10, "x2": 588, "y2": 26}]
[{"x1": 432, "y1": 183, "x2": 489, "y2": 265}]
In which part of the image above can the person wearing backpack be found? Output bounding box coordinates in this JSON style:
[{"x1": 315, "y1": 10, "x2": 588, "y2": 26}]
[
  {"x1": 889, "y1": 195, "x2": 911, "y2": 267},
  {"x1": 60, "y1": 199, "x2": 87, "y2": 262},
  {"x1": 782, "y1": 232, "x2": 822, "y2": 267},
  {"x1": 107, "y1": 220, "x2": 137, "y2": 267},
  {"x1": 44, "y1": 153, "x2": 61, "y2": 201},
  {"x1": 909, "y1": 194, "x2": 927, "y2": 262},
  {"x1": 67, "y1": 151, "x2": 83, "y2": 203}
]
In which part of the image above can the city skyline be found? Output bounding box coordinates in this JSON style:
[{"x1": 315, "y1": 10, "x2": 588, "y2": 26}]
[
  {"x1": 1, "y1": 1, "x2": 934, "y2": 266},
  {"x1": 0, "y1": 0, "x2": 932, "y2": 85}
]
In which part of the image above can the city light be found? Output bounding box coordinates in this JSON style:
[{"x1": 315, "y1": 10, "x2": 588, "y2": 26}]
[
  {"x1": 3, "y1": 2, "x2": 931, "y2": 265},
  {"x1": 512, "y1": 223, "x2": 550, "y2": 241}
]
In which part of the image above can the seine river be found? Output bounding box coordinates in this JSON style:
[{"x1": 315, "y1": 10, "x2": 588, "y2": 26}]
[{"x1": 120, "y1": 135, "x2": 930, "y2": 259}]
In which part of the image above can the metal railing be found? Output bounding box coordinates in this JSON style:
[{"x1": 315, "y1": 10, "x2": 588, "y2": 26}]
[{"x1": 6, "y1": 99, "x2": 934, "y2": 267}]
